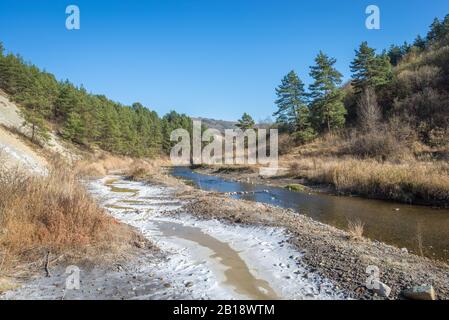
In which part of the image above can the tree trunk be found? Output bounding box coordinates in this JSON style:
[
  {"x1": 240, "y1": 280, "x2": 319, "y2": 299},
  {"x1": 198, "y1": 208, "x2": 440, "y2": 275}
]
[{"x1": 31, "y1": 123, "x2": 35, "y2": 142}]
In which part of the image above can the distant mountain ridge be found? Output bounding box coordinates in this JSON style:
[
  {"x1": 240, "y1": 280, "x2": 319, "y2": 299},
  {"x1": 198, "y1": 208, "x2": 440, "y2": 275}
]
[{"x1": 192, "y1": 117, "x2": 237, "y2": 132}]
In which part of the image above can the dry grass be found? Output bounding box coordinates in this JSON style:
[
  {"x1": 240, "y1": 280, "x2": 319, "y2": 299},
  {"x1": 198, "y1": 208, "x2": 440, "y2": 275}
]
[
  {"x1": 287, "y1": 156, "x2": 449, "y2": 206},
  {"x1": 347, "y1": 219, "x2": 365, "y2": 241},
  {"x1": 126, "y1": 158, "x2": 186, "y2": 188},
  {"x1": 0, "y1": 159, "x2": 135, "y2": 274},
  {"x1": 74, "y1": 154, "x2": 134, "y2": 178},
  {"x1": 283, "y1": 130, "x2": 449, "y2": 206}
]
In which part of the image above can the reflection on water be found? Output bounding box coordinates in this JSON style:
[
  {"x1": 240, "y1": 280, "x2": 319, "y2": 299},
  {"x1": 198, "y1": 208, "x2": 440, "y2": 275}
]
[
  {"x1": 172, "y1": 167, "x2": 449, "y2": 263},
  {"x1": 154, "y1": 220, "x2": 279, "y2": 300}
]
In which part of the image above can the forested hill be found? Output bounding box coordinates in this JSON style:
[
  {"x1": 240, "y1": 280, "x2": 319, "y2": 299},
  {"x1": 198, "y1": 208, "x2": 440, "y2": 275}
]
[
  {"x1": 271, "y1": 14, "x2": 449, "y2": 150},
  {"x1": 0, "y1": 43, "x2": 192, "y2": 157},
  {"x1": 2, "y1": 14, "x2": 449, "y2": 160}
]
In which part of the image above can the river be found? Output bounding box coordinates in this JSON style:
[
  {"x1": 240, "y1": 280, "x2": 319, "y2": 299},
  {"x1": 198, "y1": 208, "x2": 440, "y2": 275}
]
[
  {"x1": 171, "y1": 167, "x2": 449, "y2": 263},
  {"x1": 86, "y1": 176, "x2": 347, "y2": 300}
]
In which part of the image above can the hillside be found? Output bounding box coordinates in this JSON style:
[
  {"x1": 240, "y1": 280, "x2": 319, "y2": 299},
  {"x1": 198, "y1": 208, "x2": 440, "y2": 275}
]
[
  {"x1": 0, "y1": 92, "x2": 47, "y2": 173},
  {"x1": 0, "y1": 90, "x2": 87, "y2": 173}
]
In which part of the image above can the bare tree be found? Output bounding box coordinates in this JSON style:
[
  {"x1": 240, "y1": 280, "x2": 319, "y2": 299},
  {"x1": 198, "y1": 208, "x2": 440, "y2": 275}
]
[{"x1": 357, "y1": 87, "x2": 382, "y2": 132}]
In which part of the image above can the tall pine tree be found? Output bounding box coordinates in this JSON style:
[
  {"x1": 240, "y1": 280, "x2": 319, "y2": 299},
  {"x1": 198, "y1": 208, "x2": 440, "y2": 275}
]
[
  {"x1": 273, "y1": 70, "x2": 308, "y2": 132},
  {"x1": 350, "y1": 42, "x2": 392, "y2": 94},
  {"x1": 309, "y1": 52, "x2": 346, "y2": 132},
  {"x1": 236, "y1": 113, "x2": 255, "y2": 130}
]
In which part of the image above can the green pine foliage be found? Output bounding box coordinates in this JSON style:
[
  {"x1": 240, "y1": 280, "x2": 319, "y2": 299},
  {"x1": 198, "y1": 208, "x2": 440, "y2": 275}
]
[
  {"x1": 161, "y1": 111, "x2": 193, "y2": 153},
  {"x1": 308, "y1": 51, "x2": 346, "y2": 132},
  {"x1": 236, "y1": 112, "x2": 255, "y2": 130},
  {"x1": 350, "y1": 42, "x2": 392, "y2": 94},
  {"x1": 0, "y1": 42, "x2": 192, "y2": 157},
  {"x1": 273, "y1": 70, "x2": 308, "y2": 131}
]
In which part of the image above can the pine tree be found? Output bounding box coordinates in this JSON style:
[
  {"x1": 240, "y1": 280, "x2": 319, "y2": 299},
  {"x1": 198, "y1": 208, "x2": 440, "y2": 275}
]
[
  {"x1": 293, "y1": 105, "x2": 316, "y2": 143},
  {"x1": 427, "y1": 18, "x2": 444, "y2": 43},
  {"x1": 413, "y1": 35, "x2": 427, "y2": 50},
  {"x1": 55, "y1": 81, "x2": 79, "y2": 120},
  {"x1": 99, "y1": 104, "x2": 122, "y2": 153},
  {"x1": 63, "y1": 111, "x2": 86, "y2": 144},
  {"x1": 0, "y1": 54, "x2": 30, "y2": 95},
  {"x1": 387, "y1": 45, "x2": 403, "y2": 66},
  {"x1": 236, "y1": 113, "x2": 255, "y2": 130},
  {"x1": 273, "y1": 71, "x2": 307, "y2": 131},
  {"x1": 309, "y1": 51, "x2": 346, "y2": 132},
  {"x1": 350, "y1": 42, "x2": 392, "y2": 94},
  {"x1": 19, "y1": 82, "x2": 51, "y2": 143}
]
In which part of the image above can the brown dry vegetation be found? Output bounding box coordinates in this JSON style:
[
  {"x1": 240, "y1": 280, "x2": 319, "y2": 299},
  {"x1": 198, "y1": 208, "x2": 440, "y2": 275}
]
[
  {"x1": 0, "y1": 158, "x2": 136, "y2": 275},
  {"x1": 74, "y1": 153, "x2": 135, "y2": 178},
  {"x1": 126, "y1": 157, "x2": 184, "y2": 187},
  {"x1": 347, "y1": 219, "x2": 365, "y2": 241},
  {"x1": 283, "y1": 132, "x2": 449, "y2": 206}
]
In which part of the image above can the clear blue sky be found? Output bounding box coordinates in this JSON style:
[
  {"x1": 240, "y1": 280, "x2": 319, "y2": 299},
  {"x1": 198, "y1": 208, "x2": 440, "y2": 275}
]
[{"x1": 0, "y1": 0, "x2": 448, "y2": 121}]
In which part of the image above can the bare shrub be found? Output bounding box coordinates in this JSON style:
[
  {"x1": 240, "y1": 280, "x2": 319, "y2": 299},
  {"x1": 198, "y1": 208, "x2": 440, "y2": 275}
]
[
  {"x1": 347, "y1": 219, "x2": 365, "y2": 241},
  {"x1": 344, "y1": 128, "x2": 402, "y2": 160},
  {"x1": 357, "y1": 87, "x2": 382, "y2": 132},
  {"x1": 127, "y1": 159, "x2": 154, "y2": 179},
  {"x1": 0, "y1": 162, "x2": 133, "y2": 271},
  {"x1": 397, "y1": 65, "x2": 441, "y2": 92},
  {"x1": 394, "y1": 88, "x2": 449, "y2": 140},
  {"x1": 278, "y1": 134, "x2": 296, "y2": 155},
  {"x1": 427, "y1": 127, "x2": 449, "y2": 148}
]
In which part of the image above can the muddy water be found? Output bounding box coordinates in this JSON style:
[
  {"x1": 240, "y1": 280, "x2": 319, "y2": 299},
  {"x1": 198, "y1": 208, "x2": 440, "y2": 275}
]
[
  {"x1": 172, "y1": 167, "x2": 449, "y2": 263},
  {"x1": 103, "y1": 178, "x2": 282, "y2": 299},
  {"x1": 154, "y1": 220, "x2": 278, "y2": 300},
  {"x1": 105, "y1": 178, "x2": 139, "y2": 196}
]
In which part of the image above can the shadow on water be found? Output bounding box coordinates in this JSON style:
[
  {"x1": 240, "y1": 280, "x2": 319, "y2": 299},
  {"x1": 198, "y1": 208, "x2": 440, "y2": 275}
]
[{"x1": 172, "y1": 167, "x2": 449, "y2": 263}]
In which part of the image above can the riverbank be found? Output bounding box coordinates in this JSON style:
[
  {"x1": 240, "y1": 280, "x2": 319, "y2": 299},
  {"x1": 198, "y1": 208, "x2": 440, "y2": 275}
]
[
  {"x1": 192, "y1": 159, "x2": 449, "y2": 208},
  {"x1": 0, "y1": 158, "x2": 162, "y2": 298},
  {"x1": 131, "y1": 165, "x2": 449, "y2": 300},
  {"x1": 3, "y1": 161, "x2": 448, "y2": 300}
]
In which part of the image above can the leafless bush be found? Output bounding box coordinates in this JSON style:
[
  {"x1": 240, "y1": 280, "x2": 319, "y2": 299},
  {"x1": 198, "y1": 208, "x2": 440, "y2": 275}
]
[
  {"x1": 394, "y1": 88, "x2": 449, "y2": 140},
  {"x1": 397, "y1": 65, "x2": 441, "y2": 92},
  {"x1": 278, "y1": 134, "x2": 296, "y2": 155},
  {"x1": 427, "y1": 127, "x2": 449, "y2": 148},
  {"x1": 357, "y1": 87, "x2": 382, "y2": 132},
  {"x1": 344, "y1": 128, "x2": 402, "y2": 160}
]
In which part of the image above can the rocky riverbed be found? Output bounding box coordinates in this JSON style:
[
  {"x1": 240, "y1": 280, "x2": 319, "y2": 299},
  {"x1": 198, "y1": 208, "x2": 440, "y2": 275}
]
[{"x1": 3, "y1": 170, "x2": 448, "y2": 300}]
